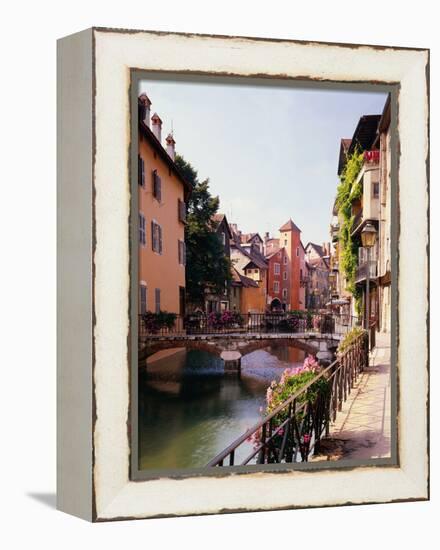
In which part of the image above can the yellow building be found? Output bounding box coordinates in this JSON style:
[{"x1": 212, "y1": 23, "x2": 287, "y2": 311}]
[
  {"x1": 230, "y1": 237, "x2": 268, "y2": 313},
  {"x1": 138, "y1": 93, "x2": 191, "y2": 315}
]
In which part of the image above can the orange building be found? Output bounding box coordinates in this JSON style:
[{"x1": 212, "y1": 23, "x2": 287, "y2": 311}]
[
  {"x1": 266, "y1": 247, "x2": 289, "y2": 310},
  {"x1": 230, "y1": 268, "x2": 261, "y2": 313},
  {"x1": 230, "y1": 236, "x2": 268, "y2": 313},
  {"x1": 138, "y1": 93, "x2": 191, "y2": 315},
  {"x1": 277, "y1": 219, "x2": 304, "y2": 310}
]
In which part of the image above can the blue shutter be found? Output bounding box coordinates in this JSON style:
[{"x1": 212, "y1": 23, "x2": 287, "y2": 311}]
[
  {"x1": 151, "y1": 221, "x2": 155, "y2": 251},
  {"x1": 140, "y1": 285, "x2": 147, "y2": 314},
  {"x1": 155, "y1": 288, "x2": 161, "y2": 313}
]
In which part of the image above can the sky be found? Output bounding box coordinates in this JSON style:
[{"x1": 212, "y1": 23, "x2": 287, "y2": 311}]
[{"x1": 139, "y1": 79, "x2": 387, "y2": 247}]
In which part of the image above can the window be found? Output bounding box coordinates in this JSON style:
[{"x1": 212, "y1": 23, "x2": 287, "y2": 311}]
[
  {"x1": 154, "y1": 288, "x2": 161, "y2": 313},
  {"x1": 152, "y1": 170, "x2": 162, "y2": 201},
  {"x1": 283, "y1": 271, "x2": 287, "y2": 280},
  {"x1": 139, "y1": 284, "x2": 147, "y2": 314},
  {"x1": 221, "y1": 232, "x2": 226, "y2": 246},
  {"x1": 178, "y1": 240, "x2": 186, "y2": 265},
  {"x1": 274, "y1": 263, "x2": 280, "y2": 275},
  {"x1": 283, "y1": 255, "x2": 288, "y2": 265},
  {"x1": 151, "y1": 221, "x2": 163, "y2": 254},
  {"x1": 273, "y1": 281, "x2": 280, "y2": 293},
  {"x1": 178, "y1": 199, "x2": 186, "y2": 223},
  {"x1": 139, "y1": 213, "x2": 146, "y2": 246},
  {"x1": 282, "y1": 288, "x2": 288, "y2": 300},
  {"x1": 284, "y1": 239, "x2": 288, "y2": 246},
  {"x1": 296, "y1": 247, "x2": 299, "y2": 257},
  {"x1": 373, "y1": 182, "x2": 380, "y2": 198},
  {"x1": 138, "y1": 156, "x2": 145, "y2": 187}
]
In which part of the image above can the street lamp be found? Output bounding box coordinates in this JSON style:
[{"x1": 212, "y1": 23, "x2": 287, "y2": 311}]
[{"x1": 361, "y1": 223, "x2": 377, "y2": 339}]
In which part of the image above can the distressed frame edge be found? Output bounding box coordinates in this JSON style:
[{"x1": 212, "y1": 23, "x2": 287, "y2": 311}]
[{"x1": 55, "y1": 28, "x2": 429, "y2": 522}]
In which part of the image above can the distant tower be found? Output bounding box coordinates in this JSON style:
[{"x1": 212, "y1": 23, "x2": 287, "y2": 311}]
[
  {"x1": 278, "y1": 219, "x2": 302, "y2": 310},
  {"x1": 138, "y1": 93, "x2": 152, "y2": 127}
]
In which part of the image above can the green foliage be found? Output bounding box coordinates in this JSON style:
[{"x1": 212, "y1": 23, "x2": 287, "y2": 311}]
[
  {"x1": 175, "y1": 154, "x2": 232, "y2": 307},
  {"x1": 337, "y1": 326, "x2": 367, "y2": 354},
  {"x1": 335, "y1": 149, "x2": 364, "y2": 299},
  {"x1": 268, "y1": 371, "x2": 329, "y2": 415}
]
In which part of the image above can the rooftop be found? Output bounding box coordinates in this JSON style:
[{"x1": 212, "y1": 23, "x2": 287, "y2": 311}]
[
  {"x1": 279, "y1": 218, "x2": 302, "y2": 233},
  {"x1": 138, "y1": 96, "x2": 192, "y2": 197}
]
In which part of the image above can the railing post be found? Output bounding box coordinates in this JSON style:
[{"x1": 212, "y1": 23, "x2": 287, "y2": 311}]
[{"x1": 258, "y1": 422, "x2": 267, "y2": 464}]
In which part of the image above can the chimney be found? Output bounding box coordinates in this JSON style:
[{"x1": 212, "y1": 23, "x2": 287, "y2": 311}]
[
  {"x1": 151, "y1": 113, "x2": 162, "y2": 142},
  {"x1": 265, "y1": 231, "x2": 270, "y2": 242},
  {"x1": 165, "y1": 133, "x2": 176, "y2": 160},
  {"x1": 139, "y1": 93, "x2": 152, "y2": 127}
]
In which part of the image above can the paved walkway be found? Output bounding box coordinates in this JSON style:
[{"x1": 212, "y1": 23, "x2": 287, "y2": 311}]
[{"x1": 312, "y1": 331, "x2": 391, "y2": 461}]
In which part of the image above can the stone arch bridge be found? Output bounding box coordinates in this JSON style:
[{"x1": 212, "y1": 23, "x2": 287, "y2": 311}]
[{"x1": 140, "y1": 332, "x2": 341, "y2": 371}]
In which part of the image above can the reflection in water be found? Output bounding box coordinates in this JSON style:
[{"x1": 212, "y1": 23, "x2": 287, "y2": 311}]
[{"x1": 139, "y1": 345, "x2": 305, "y2": 470}]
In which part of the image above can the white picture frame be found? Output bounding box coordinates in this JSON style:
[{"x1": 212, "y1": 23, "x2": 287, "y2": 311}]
[{"x1": 57, "y1": 27, "x2": 429, "y2": 521}]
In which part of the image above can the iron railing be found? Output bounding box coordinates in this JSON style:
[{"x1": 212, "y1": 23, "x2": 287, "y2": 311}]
[
  {"x1": 139, "y1": 312, "x2": 360, "y2": 339},
  {"x1": 206, "y1": 331, "x2": 369, "y2": 467}
]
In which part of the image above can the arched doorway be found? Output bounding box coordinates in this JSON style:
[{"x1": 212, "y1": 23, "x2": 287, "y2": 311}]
[{"x1": 270, "y1": 298, "x2": 282, "y2": 311}]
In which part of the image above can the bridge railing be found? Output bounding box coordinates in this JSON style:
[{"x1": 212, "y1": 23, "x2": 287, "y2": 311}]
[
  {"x1": 139, "y1": 311, "x2": 360, "y2": 338},
  {"x1": 206, "y1": 330, "x2": 369, "y2": 467}
]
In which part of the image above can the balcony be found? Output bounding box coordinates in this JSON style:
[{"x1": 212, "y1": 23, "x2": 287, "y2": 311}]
[
  {"x1": 330, "y1": 222, "x2": 340, "y2": 242},
  {"x1": 355, "y1": 260, "x2": 377, "y2": 283}
]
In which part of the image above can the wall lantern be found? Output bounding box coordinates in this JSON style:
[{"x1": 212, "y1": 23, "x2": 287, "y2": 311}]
[{"x1": 361, "y1": 222, "x2": 377, "y2": 248}]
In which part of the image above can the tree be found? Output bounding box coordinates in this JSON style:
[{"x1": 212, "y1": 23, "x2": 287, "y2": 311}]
[{"x1": 175, "y1": 154, "x2": 232, "y2": 308}]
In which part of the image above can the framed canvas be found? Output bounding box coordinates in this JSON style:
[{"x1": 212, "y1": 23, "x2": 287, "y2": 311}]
[{"x1": 57, "y1": 27, "x2": 429, "y2": 522}]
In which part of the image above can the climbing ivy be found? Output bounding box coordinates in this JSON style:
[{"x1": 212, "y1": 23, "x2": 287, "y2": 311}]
[{"x1": 335, "y1": 148, "x2": 364, "y2": 316}]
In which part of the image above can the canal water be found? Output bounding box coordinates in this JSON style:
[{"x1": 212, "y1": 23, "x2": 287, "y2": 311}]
[{"x1": 139, "y1": 345, "x2": 305, "y2": 471}]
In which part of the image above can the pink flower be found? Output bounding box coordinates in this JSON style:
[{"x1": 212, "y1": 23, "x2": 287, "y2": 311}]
[{"x1": 266, "y1": 388, "x2": 273, "y2": 404}]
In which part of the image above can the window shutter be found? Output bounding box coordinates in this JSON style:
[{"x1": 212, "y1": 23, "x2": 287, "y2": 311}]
[
  {"x1": 152, "y1": 170, "x2": 157, "y2": 196},
  {"x1": 141, "y1": 158, "x2": 145, "y2": 186},
  {"x1": 178, "y1": 239, "x2": 182, "y2": 264},
  {"x1": 140, "y1": 285, "x2": 147, "y2": 314},
  {"x1": 178, "y1": 199, "x2": 186, "y2": 223},
  {"x1": 139, "y1": 213, "x2": 146, "y2": 245},
  {"x1": 151, "y1": 221, "x2": 155, "y2": 251},
  {"x1": 155, "y1": 288, "x2": 161, "y2": 313},
  {"x1": 157, "y1": 175, "x2": 162, "y2": 202},
  {"x1": 183, "y1": 241, "x2": 186, "y2": 266},
  {"x1": 159, "y1": 225, "x2": 163, "y2": 254}
]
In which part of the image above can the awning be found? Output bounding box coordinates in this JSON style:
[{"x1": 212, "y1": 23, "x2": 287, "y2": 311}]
[{"x1": 326, "y1": 299, "x2": 350, "y2": 306}]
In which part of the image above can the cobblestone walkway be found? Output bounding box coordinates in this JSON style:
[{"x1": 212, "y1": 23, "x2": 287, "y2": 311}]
[{"x1": 313, "y1": 332, "x2": 391, "y2": 461}]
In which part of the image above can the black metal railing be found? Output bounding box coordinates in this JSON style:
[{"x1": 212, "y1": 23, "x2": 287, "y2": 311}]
[
  {"x1": 206, "y1": 331, "x2": 369, "y2": 467},
  {"x1": 138, "y1": 312, "x2": 360, "y2": 339},
  {"x1": 138, "y1": 313, "x2": 185, "y2": 339}
]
